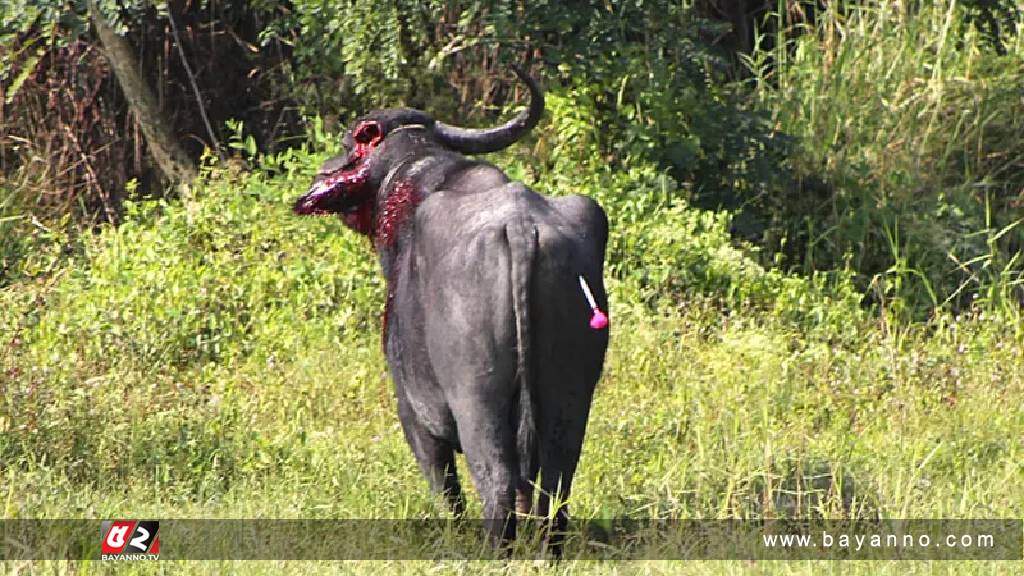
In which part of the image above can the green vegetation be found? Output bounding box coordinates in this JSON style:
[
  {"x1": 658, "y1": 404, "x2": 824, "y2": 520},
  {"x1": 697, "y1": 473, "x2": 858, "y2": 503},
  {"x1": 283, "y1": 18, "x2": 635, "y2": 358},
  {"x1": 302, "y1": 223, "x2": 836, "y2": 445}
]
[
  {"x1": 748, "y1": 0, "x2": 1024, "y2": 314},
  {"x1": 1, "y1": 1, "x2": 1022, "y2": 574}
]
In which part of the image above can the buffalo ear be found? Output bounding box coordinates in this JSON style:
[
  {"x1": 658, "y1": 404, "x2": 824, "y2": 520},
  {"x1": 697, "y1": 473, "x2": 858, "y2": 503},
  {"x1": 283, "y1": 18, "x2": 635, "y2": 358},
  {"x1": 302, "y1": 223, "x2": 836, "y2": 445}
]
[{"x1": 354, "y1": 121, "x2": 383, "y2": 147}]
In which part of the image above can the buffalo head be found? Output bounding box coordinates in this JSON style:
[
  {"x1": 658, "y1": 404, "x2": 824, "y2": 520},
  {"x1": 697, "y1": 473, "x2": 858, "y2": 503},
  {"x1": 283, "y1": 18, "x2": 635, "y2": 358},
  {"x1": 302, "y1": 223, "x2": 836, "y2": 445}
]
[{"x1": 292, "y1": 66, "x2": 544, "y2": 237}]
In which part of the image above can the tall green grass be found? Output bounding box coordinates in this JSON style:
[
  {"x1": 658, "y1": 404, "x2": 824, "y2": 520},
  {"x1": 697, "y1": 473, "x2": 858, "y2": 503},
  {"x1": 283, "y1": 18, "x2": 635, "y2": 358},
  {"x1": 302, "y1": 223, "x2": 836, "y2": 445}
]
[{"x1": 746, "y1": 0, "x2": 1024, "y2": 315}]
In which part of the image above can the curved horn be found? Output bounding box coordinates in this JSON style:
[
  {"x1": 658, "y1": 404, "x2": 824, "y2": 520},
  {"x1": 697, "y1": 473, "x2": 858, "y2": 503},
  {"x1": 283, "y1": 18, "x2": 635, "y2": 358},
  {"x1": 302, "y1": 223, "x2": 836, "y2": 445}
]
[{"x1": 433, "y1": 65, "x2": 544, "y2": 154}]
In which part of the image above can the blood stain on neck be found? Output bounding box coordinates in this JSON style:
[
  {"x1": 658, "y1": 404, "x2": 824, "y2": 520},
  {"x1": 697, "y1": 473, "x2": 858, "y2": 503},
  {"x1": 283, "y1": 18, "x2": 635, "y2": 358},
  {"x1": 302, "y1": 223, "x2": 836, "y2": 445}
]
[
  {"x1": 375, "y1": 179, "x2": 423, "y2": 350},
  {"x1": 374, "y1": 180, "x2": 421, "y2": 250}
]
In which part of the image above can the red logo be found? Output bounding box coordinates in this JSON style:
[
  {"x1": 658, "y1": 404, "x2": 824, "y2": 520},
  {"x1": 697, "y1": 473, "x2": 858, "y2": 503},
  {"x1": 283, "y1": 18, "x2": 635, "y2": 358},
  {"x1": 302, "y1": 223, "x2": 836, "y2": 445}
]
[{"x1": 101, "y1": 520, "x2": 160, "y2": 559}]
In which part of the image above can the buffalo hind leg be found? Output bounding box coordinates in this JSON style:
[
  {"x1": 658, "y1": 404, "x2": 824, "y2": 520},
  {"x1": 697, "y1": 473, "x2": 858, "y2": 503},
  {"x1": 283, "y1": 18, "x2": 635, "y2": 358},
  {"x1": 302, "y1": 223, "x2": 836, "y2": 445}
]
[
  {"x1": 516, "y1": 477, "x2": 536, "y2": 516},
  {"x1": 453, "y1": 399, "x2": 519, "y2": 546},
  {"x1": 425, "y1": 443, "x2": 463, "y2": 517},
  {"x1": 535, "y1": 471, "x2": 572, "y2": 557},
  {"x1": 397, "y1": 394, "x2": 464, "y2": 516},
  {"x1": 534, "y1": 391, "x2": 594, "y2": 557}
]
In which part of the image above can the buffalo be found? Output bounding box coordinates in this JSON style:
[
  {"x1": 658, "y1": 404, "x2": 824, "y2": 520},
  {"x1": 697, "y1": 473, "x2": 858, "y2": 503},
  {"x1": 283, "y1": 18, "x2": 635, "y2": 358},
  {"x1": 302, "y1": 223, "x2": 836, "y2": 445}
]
[{"x1": 293, "y1": 67, "x2": 609, "y2": 549}]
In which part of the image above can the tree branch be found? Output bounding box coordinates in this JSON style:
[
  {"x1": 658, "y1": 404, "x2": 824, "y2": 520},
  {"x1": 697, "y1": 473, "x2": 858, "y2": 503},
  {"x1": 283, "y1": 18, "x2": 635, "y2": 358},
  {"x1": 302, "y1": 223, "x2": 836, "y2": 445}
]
[
  {"x1": 168, "y1": 6, "x2": 224, "y2": 161},
  {"x1": 87, "y1": 0, "x2": 196, "y2": 189}
]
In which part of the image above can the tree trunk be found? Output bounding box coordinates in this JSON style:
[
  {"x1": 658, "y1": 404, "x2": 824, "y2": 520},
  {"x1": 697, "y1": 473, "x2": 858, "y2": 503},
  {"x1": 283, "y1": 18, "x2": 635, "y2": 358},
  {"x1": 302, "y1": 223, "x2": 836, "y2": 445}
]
[{"x1": 87, "y1": 0, "x2": 196, "y2": 188}]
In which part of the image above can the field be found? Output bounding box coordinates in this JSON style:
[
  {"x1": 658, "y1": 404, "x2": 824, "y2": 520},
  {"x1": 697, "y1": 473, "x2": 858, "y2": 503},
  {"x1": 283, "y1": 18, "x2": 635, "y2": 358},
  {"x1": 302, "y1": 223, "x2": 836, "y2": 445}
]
[
  {"x1": 2, "y1": 1, "x2": 1024, "y2": 574},
  {"x1": 2, "y1": 156, "x2": 1022, "y2": 574}
]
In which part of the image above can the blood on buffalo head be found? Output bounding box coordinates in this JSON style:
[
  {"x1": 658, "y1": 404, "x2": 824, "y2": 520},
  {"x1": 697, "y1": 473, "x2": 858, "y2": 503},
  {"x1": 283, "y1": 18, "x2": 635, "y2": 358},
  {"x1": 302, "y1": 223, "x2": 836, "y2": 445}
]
[{"x1": 292, "y1": 66, "x2": 544, "y2": 236}]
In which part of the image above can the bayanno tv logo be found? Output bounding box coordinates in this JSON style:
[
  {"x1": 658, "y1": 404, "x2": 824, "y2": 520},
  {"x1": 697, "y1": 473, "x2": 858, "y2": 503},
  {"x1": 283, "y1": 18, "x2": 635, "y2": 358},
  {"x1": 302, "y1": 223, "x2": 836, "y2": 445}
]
[{"x1": 100, "y1": 520, "x2": 160, "y2": 560}]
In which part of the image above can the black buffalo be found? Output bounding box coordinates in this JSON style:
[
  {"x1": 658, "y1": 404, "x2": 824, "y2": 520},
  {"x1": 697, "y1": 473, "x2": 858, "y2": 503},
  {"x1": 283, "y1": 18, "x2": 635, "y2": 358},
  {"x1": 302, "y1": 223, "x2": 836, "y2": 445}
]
[{"x1": 293, "y1": 68, "x2": 609, "y2": 547}]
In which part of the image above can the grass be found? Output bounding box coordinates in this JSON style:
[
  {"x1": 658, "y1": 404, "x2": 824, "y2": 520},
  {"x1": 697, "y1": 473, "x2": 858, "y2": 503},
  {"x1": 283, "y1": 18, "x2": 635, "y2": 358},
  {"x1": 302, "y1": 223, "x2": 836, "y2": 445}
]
[
  {"x1": 2, "y1": 301, "x2": 1022, "y2": 574},
  {"x1": 745, "y1": 0, "x2": 1024, "y2": 311},
  {"x1": 2, "y1": 158, "x2": 1022, "y2": 574}
]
